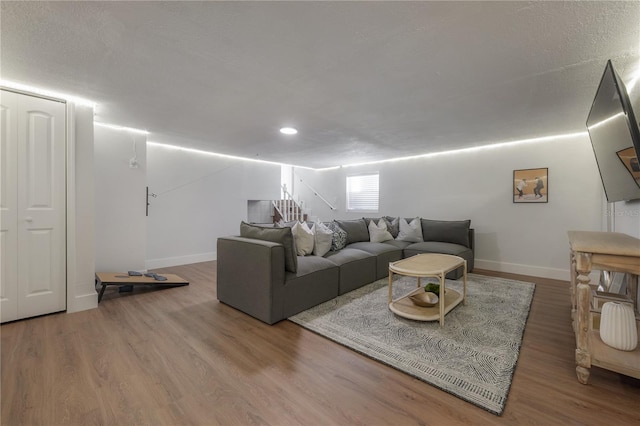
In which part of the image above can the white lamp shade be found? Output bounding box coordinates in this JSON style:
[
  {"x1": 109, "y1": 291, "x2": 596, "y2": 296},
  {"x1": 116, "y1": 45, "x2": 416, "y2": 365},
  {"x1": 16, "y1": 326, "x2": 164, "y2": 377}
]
[{"x1": 600, "y1": 302, "x2": 638, "y2": 351}]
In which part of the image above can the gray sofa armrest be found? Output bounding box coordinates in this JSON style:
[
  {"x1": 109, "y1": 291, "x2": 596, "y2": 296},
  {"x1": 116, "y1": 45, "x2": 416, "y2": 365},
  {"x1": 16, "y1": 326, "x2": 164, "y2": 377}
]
[
  {"x1": 469, "y1": 228, "x2": 475, "y2": 253},
  {"x1": 216, "y1": 236, "x2": 286, "y2": 324}
]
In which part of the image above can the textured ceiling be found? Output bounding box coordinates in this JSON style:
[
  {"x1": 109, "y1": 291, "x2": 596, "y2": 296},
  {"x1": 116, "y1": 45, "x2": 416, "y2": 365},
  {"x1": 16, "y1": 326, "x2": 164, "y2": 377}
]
[{"x1": 2, "y1": 1, "x2": 639, "y2": 168}]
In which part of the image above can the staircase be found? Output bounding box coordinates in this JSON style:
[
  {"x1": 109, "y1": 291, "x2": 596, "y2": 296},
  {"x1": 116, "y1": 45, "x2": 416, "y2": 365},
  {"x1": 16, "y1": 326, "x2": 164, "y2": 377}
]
[
  {"x1": 272, "y1": 184, "x2": 306, "y2": 223},
  {"x1": 272, "y1": 199, "x2": 306, "y2": 223}
]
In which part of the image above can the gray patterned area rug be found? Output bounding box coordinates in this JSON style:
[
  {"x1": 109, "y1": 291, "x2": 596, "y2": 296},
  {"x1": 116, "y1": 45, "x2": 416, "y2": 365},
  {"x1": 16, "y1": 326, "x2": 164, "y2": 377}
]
[{"x1": 288, "y1": 273, "x2": 535, "y2": 415}]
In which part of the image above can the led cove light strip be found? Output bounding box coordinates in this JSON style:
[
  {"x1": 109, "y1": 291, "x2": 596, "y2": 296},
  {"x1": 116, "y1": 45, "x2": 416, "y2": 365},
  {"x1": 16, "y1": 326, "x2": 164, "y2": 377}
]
[
  {"x1": 0, "y1": 79, "x2": 96, "y2": 107},
  {"x1": 95, "y1": 122, "x2": 150, "y2": 135},
  {"x1": 318, "y1": 131, "x2": 589, "y2": 170},
  {"x1": 149, "y1": 131, "x2": 587, "y2": 171},
  {"x1": 146, "y1": 141, "x2": 316, "y2": 170}
]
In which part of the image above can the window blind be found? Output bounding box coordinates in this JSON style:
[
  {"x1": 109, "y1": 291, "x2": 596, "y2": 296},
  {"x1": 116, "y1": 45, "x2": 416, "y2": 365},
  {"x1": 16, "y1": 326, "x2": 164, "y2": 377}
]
[{"x1": 346, "y1": 173, "x2": 379, "y2": 212}]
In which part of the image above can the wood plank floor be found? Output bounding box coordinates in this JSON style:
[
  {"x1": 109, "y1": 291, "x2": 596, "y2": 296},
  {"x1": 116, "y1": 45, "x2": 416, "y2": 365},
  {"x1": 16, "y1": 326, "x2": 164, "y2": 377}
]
[{"x1": 2, "y1": 261, "x2": 639, "y2": 425}]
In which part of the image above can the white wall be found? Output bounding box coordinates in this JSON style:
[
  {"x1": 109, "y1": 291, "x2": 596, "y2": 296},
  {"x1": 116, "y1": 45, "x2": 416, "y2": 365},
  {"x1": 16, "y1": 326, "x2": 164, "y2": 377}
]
[
  {"x1": 68, "y1": 103, "x2": 97, "y2": 312},
  {"x1": 293, "y1": 133, "x2": 617, "y2": 280},
  {"x1": 94, "y1": 126, "x2": 147, "y2": 272},
  {"x1": 145, "y1": 144, "x2": 281, "y2": 269}
]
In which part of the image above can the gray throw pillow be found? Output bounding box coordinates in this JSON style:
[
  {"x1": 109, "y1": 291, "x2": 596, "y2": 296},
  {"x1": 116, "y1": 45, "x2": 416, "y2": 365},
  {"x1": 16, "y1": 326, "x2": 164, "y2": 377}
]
[
  {"x1": 240, "y1": 221, "x2": 298, "y2": 272},
  {"x1": 326, "y1": 222, "x2": 348, "y2": 251},
  {"x1": 421, "y1": 219, "x2": 471, "y2": 248},
  {"x1": 335, "y1": 219, "x2": 369, "y2": 244},
  {"x1": 383, "y1": 216, "x2": 400, "y2": 238}
]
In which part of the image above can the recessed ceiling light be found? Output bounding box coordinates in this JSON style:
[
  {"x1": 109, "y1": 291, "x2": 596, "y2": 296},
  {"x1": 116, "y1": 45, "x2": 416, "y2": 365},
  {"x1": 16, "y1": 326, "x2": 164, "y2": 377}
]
[{"x1": 280, "y1": 127, "x2": 298, "y2": 135}]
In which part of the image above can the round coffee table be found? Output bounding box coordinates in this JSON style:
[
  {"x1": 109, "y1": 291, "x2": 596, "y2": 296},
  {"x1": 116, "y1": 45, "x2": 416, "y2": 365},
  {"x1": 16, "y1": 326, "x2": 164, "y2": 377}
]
[{"x1": 388, "y1": 253, "x2": 467, "y2": 326}]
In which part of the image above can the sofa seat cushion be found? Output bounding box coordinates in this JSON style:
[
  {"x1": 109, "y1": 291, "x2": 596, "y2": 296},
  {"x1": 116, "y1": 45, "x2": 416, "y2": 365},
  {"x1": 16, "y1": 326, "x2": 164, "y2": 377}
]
[
  {"x1": 383, "y1": 240, "x2": 412, "y2": 250},
  {"x1": 348, "y1": 242, "x2": 401, "y2": 256},
  {"x1": 324, "y1": 248, "x2": 376, "y2": 295},
  {"x1": 404, "y1": 242, "x2": 474, "y2": 279},
  {"x1": 347, "y1": 242, "x2": 403, "y2": 280},
  {"x1": 288, "y1": 255, "x2": 337, "y2": 278}
]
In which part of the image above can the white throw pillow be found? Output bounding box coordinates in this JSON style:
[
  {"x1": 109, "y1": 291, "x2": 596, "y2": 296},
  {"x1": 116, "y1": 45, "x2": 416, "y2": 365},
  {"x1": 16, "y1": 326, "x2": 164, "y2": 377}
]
[
  {"x1": 312, "y1": 221, "x2": 333, "y2": 257},
  {"x1": 396, "y1": 217, "x2": 424, "y2": 242},
  {"x1": 292, "y1": 221, "x2": 314, "y2": 256},
  {"x1": 368, "y1": 219, "x2": 394, "y2": 243}
]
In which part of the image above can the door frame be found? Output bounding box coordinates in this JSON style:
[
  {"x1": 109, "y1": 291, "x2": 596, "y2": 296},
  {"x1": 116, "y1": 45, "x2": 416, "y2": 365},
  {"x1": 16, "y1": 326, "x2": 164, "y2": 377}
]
[
  {"x1": 66, "y1": 101, "x2": 76, "y2": 312},
  {"x1": 3, "y1": 86, "x2": 98, "y2": 315},
  {"x1": 3, "y1": 88, "x2": 78, "y2": 314}
]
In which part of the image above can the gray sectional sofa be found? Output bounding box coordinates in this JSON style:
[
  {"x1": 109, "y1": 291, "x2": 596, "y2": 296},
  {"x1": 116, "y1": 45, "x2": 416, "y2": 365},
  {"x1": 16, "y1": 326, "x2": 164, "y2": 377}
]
[{"x1": 217, "y1": 217, "x2": 474, "y2": 324}]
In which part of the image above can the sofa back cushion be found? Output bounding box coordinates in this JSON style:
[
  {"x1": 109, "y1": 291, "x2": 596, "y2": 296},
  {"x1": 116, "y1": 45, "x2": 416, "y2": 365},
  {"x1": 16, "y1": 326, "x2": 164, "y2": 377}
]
[
  {"x1": 335, "y1": 219, "x2": 370, "y2": 244},
  {"x1": 240, "y1": 221, "x2": 298, "y2": 272},
  {"x1": 420, "y1": 219, "x2": 471, "y2": 248},
  {"x1": 363, "y1": 217, "x2": 380, "y2": 227}
]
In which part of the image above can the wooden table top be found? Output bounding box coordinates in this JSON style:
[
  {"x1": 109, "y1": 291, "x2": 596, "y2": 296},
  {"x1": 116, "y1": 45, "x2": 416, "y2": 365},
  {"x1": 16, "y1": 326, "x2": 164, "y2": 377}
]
[
  {"x1": 568, "y1": 231, "x2": 640, "y2": 257},
  {"x1": 389, "y1": 253, "x2": 465, "y2": 275}
]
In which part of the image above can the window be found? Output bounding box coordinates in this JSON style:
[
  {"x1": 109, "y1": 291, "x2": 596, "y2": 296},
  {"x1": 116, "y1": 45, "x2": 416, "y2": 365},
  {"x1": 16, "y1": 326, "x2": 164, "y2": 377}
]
[{"x1": 346, "y1": 173, "x2": 379, "y2": 212}]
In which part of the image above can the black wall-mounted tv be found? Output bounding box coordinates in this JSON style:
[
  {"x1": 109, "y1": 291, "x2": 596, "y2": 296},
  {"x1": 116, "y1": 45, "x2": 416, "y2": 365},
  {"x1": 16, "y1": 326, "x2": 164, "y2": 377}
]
[{"x1": 586, "y1": 60, "x2": 640, "y2": 203}]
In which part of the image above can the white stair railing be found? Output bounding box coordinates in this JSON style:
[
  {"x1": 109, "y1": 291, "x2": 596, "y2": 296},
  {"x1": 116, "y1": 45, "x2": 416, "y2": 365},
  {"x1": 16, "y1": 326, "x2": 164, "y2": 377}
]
[
  {"x1": 295, "y1": 175, "x2": 336, "y2": 211},
  {"x1": 272, "y1": 184, "x2": 305, "y2": 223}
]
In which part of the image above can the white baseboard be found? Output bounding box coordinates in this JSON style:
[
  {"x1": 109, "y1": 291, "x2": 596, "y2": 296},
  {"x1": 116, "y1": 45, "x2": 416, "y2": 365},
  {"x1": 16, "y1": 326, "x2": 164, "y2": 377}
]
[
  {"x1": 67, "y1": 292, "x2": 98, "y2": 313},
  {"x1": 474, "y1": 259, "x2": 601, "y2": 283},
  {"x1": 474, "y1": 259, "x2": 570, "y2": 281},
  {"x1": 146, "y1": 251, "x2": 217, "y2": 270}
]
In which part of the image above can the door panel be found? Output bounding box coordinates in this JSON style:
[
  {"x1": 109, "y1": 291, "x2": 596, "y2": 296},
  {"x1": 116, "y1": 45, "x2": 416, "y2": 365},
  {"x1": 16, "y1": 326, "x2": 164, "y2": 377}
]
[
  {"x1": 16, "y1": 94, "x2": 66, "y2": 320},
  {"x1": 0, "y1": 91, "x2": 18, "y2": 322},
  {"x1": 26, "y1": 112, "x2": 54, "y2": 208}
]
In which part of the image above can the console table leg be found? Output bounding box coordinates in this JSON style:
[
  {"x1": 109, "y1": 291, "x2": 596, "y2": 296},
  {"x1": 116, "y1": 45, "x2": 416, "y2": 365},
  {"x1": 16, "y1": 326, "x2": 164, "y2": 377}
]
[
  {"x1": 570, "y1": 250, "x2": 577, "y2": 323},
  {"x1": 576, "y1": 365, "x2": 590, "y2": 384},
  {"x1": 575, "y1": 252, "x2": 592, "y2": 384},
  {"x1": 439, "y1": 273, "x2": 445, "y2": 327}
]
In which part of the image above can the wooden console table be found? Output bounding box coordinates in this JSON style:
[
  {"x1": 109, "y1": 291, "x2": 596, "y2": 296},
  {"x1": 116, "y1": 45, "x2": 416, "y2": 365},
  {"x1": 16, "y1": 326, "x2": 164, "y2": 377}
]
[{"x1": 568, "y1": 231, "x2": 640, "y2": 384}]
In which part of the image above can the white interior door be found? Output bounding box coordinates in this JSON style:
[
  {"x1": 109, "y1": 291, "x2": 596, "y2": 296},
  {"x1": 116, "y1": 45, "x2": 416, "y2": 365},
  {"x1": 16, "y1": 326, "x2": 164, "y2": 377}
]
[
  {"x1": 0, "y1": 91, "x2": 19, "y2": 322},
  {"x1": 16, "y1": 93, "x2": 67, "y2": 320}
]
